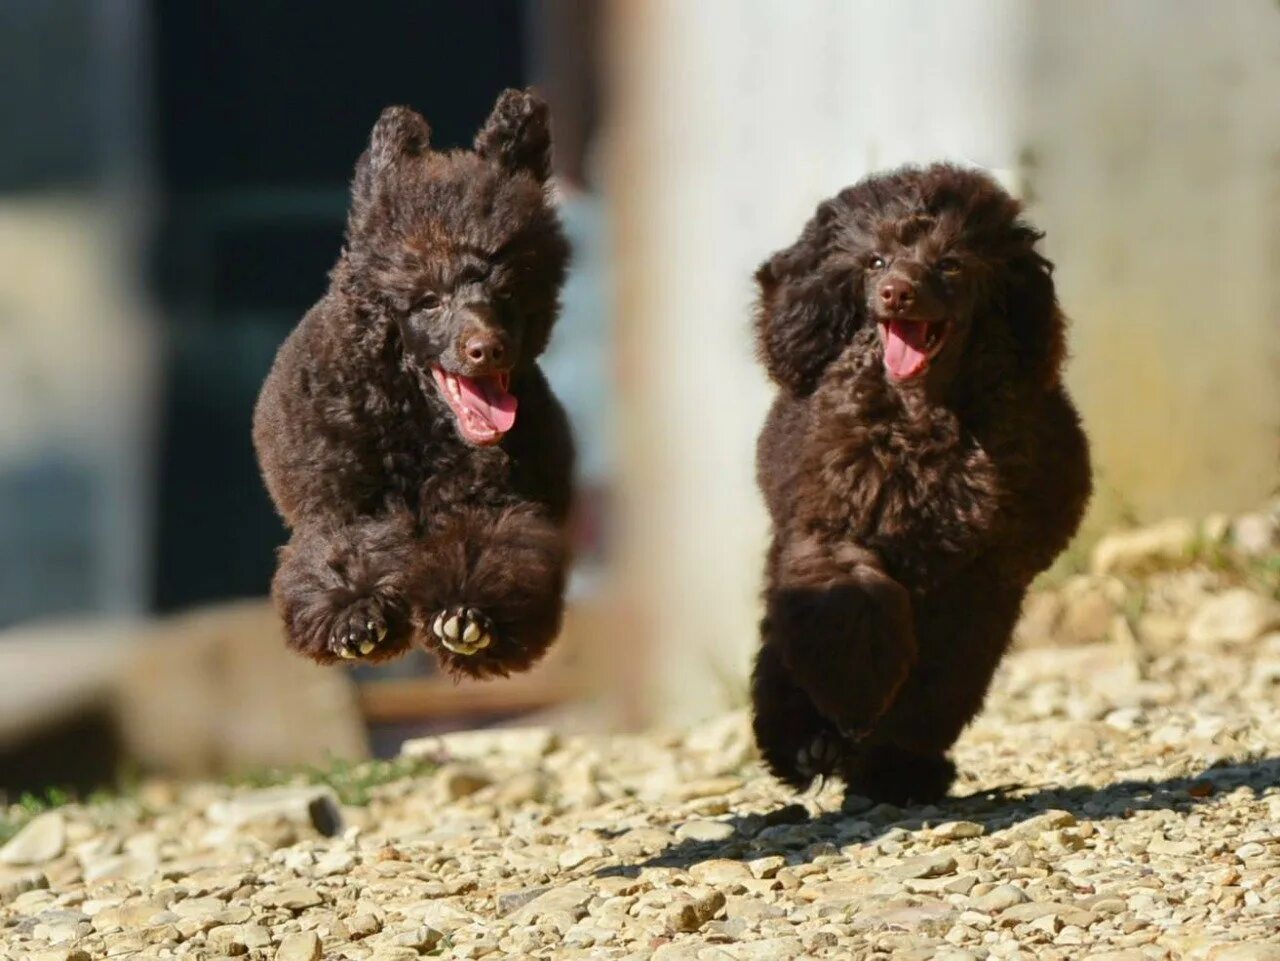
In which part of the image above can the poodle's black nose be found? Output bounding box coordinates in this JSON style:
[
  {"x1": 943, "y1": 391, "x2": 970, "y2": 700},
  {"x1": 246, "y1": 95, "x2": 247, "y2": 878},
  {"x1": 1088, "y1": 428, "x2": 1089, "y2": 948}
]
[
  {"x1": 878, "y1": 278, "x2": 915, "y2": 312},
  {"x1": 464, "y1": 330, "x2": 507, "y2": 366}
]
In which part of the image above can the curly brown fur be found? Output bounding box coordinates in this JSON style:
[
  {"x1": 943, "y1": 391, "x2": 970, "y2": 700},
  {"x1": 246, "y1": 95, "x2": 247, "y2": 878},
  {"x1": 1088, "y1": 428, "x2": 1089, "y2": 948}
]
[
  {"x1": 751, "y1": 164, "x2": 1091, "y2": 803},
  {"x1": 253, "y1": 89, "x2": 574, "y2": 678}
]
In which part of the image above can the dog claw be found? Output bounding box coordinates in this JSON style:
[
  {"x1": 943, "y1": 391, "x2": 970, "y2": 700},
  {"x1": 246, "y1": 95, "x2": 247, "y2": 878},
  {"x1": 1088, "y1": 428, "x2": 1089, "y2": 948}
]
[
  {"x1": 443, "y1": 615, "x2": 461, "y2": 640},
  {"x1": 359, "y1": 639, "x2": 375, "y2": 655},
  {"x1": 462, "y1": 619, "x2": 481, "y2": 644},
  {"x1": 338, "y1": 647, "x2": 357, "y2": 660}
]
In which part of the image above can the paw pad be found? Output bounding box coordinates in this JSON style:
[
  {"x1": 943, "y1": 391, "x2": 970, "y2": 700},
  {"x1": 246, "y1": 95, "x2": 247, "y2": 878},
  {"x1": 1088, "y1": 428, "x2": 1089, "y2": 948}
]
[
  {"x1": 429, "y1": 607, "x2": 494, "y2": 657},
  {"x1": 329, "y1": 598, "x2": 388, "y2": 661},
  {"x1": 794, "y1": 732, "x2": 843, "y2": 780}
]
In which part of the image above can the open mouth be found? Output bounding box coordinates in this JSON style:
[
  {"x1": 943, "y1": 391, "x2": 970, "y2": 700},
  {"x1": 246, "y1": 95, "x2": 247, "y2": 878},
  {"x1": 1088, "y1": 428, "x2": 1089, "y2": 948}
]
[
  {"x1": 878, "y1": 317, "x2": 950, "y2": 381},
  {"x1": 430, "y1": 366, "x2": 518, "y2": 446}
]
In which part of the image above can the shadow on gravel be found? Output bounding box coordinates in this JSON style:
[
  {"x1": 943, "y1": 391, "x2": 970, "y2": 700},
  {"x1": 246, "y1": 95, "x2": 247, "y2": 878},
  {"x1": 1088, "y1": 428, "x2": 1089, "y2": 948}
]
[{"x1": 596, "y1": 755, "x2": 1280, "y2": 877}]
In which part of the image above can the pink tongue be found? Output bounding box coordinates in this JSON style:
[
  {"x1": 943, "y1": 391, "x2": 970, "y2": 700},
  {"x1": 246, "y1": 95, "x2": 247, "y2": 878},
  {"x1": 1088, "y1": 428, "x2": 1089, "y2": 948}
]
[
  {"x1": 883, "y1": 319, "x2": 931, "y2": 379},
  {"x1": 455, "y1": 375, "x2": 518, "y2": 433}
]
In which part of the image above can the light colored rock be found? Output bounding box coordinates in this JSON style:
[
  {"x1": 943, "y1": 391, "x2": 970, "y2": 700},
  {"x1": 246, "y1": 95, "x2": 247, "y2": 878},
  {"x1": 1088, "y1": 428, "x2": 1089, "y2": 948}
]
[
  {"x1": 1091, "y1": 518, "x2": 1197, "y2": 575},
  {"x1": 275, "y1": 931, "x2": 321, "y2": 961},
  {"x1": 402, "y1": 725, "x2": 558, "y2": 762},
  {"x1": 971, "y1": 885, "x2": 1030, "y2": 912},
  {"x1": 205, "y1": 785, "x2": 343, "y2": 837},
  {"x1": 933, "y1": 821, "x2": 984, "y2": 841},
  {"x1": 510, "y1": 885, "x2": 592, "y2": 925},
  {"x1": 1205, "y1": 946, "x2": 1280, "y2": 961},
  {"x1": 1230, "y1": 511, "x2": 1279, "y2": 556},
  {"x1": 674, "y1": 820, "x2": 736, "y2": 843},
  {"x1": 689, "y1": 859, "x2": 753, "y2": 886},
  {"x1": 1187, "y1": 589, "x2": 1280, "y2": 645},
  {"x1": 0, "y1": 813, "x2": 66, "y2": 866},
  {"x1": 255, "y1": 885, "x2": 323, "y2": 911},
  {"x1": 682, "y1": 710, "x2": 756, "y2": 773},
  {"x1": 889, "y1": 853, "x2": 957, "y2": 880},
  {"x1": 433, "y1": 764, "x2": 494, "y2": 802},
  {"x1": 665, "y1": 890, "x2": 726, "y2": 932}
]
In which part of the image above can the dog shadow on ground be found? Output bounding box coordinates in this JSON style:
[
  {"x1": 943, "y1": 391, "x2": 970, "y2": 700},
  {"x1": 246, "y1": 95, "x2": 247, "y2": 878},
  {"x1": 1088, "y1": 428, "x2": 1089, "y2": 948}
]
[{"x1": 595, "y1": 754, "x2": 1280, "y2": 878}]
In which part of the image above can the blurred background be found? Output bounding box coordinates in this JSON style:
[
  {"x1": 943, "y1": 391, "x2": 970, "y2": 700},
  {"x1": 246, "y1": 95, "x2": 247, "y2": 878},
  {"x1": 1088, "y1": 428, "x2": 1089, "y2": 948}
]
[{"x1": 0, "y1": 1, "x2": 1275, "y2": 797}]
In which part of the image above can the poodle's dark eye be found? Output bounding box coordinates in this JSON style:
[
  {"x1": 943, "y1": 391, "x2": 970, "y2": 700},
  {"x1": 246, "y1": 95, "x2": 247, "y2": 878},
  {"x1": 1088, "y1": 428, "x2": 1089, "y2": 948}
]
[
  {"x1": 938, "y1": 257, "x2": 962, "y2": 275},
  {"x1": 869, "y1": 255, "x2": 886, "y2": 270},
  {"x1": 416, "y1": 292, "x2": 442, "y2": 311}
]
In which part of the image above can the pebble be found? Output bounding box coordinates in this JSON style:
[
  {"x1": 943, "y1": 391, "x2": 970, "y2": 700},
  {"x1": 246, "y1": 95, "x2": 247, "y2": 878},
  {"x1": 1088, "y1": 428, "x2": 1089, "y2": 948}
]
[
  {"x1": 0, "y1": 814, "x2": 66, "y2": 866},
  {"x1": 890, "y1": 853, "x2": 958, "y2": 879},
  {"x1": 275, "y1": 931, "x2": 321, "y2": 961},
  {"x1": 674, "y1": 820, "x2": 736, "y2": 843},
  {"x1": 972, "y1": 885, "x2": 1030, "y2": 912}
]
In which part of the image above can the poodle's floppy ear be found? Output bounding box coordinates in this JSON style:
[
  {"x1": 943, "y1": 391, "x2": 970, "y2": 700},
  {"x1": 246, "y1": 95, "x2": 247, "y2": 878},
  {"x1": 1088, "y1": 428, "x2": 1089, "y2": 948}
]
[
  {"x1": 474, "y1": 88, "x2": 553, "y2": 183},
  {"x1": 352, "y1": 106, "x2": 431, "y2": 207},
  {"x1": 1000, "y1": 227, "x2": 1066, "y2": 389},
  {"x1": 754, "y1": 200, "x2": 858, "y2": 396}
]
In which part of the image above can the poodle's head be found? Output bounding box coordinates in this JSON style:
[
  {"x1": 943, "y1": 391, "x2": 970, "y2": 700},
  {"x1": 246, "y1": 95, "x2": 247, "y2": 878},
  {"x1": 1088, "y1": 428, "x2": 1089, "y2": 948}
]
[
  {"x1": 755, "y1": 163, "x2": 1063, "y2": 397},
  {"x1": 343, "y1": 89, "x2": 569, "y2": 446}
]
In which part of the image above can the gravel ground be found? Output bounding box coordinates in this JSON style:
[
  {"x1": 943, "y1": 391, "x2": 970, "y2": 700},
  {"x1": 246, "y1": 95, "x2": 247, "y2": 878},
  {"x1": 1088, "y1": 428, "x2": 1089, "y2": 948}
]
[{"x1": 1, "y1": 510, "x2": 1278, "y2": 960}]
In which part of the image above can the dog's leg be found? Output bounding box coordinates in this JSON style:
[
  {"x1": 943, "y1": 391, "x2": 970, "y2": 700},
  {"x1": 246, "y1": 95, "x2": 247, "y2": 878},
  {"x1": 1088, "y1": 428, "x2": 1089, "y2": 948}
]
[
  {"x1": 845, "y1": 582, "x2": 1023, "y2": 804},
  {"x1": 414, "y1": 504, "x2": 569, "y2": 679},
  {"x1": 751, "y1": 639, "x2": 844, "y2": 789},
  {"x1": 271, "y1": 511, "x2": 419, "y2": 663},
  {"x1": 766, "y1": 534, "x2": 917, "y2": 742}
]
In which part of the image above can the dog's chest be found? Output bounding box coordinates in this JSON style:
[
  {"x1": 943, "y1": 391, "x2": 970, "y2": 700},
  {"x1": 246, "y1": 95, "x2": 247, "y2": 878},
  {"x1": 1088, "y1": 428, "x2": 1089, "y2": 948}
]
[{"x1": 802, "y1": 384, "x2": 1004, "y2": 574}]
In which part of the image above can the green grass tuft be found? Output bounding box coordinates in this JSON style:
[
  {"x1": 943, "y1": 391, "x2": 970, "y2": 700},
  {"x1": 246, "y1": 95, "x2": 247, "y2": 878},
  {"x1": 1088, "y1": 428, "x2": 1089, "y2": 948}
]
[{"x1": 232, "y1": 753, "x2": 438, "y2": 807}]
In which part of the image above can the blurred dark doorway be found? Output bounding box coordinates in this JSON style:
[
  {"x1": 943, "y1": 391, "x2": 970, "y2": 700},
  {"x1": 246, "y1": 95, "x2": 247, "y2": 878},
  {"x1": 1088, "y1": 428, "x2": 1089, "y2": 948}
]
[{"x1": 148, "y1": 2, "x2": 529, "y2": 610}]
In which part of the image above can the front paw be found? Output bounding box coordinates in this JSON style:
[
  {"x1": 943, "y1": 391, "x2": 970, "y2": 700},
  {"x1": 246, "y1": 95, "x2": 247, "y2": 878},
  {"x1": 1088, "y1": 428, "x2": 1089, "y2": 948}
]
[
  {"x1": 427, "y1": 606, "x2": 494, "y2": 657},
  {"x1": 328, "y1": 597, "x2": 389, "y2": 660},
  {"x1": 768, "y1": 575, "x2": 916, "y2": 737}
]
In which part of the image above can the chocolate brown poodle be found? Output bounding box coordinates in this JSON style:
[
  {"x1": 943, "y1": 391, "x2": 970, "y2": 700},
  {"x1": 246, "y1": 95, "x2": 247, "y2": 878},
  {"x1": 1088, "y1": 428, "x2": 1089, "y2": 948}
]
[
  {"x1": 252, "y1": 89, "x2": 574, "y2": 679},
  {"x1": 751, "y1": 164, "x2": 1091, "y2": 804}
]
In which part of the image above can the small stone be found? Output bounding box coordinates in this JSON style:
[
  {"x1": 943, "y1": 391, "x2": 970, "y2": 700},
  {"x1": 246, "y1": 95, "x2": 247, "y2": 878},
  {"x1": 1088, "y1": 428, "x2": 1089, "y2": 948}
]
[
  {"x1": 672, "y1": 777, "x2": 743, "y2": 801},
  {"x1": 0, "y1": 813, "x2": 66, "y2": 866},
  {"x1": 510, "y1": 884, "x2": 592, "y2": 924},
  {"x1": 971, "y1": 885, "x2": 1029, "y2": 912},
  {"x1": 369, "y1": 949, "x2": 420, "y2": 961},
  {"x1": 665, "y1": 890, "x2": 726, "y2": 932},
  {"x1": 346, "y1": 913, "x2": 382, "y2": 939},
  {"x1": 933, "y1": 821, "x2": 985, "y2": 841},
  {"x1": 256, "y1": 884, "x2": 323, "y2": 910},
  {"x1": 674, "y1": 820, "x2": 736, "y2": 843},
  {"x1": 206, "y1": 786, "x2": 343, "y2": 837},
  {"x1": 1091, "y1": 518, "x2": 1196, "y2": 575},
  {"x1": 82, "y1": 852, "x2": 157, "y2": 883},
  {"x1": 747, "y1": 856, "x2": 786, "y2": 879},
  {"x1": 313, "y1": 850, "x2": 355, "y2": 876},
  {"x1": 497, "y1": 886, "x2": 548, "y2": 916},
  {"x1": 275, "y1": 931, "x2": 321, "y2": 961},
  {"x1": 433, "y1": 764, "x2": 493, "y2": 802},
  {"x1": 889, "y1": 853, "x2": 957, "y2": 879},
  {"x1": 1148, "y1": 837, "x2": 1199, "y2": 856},
  {"x1": 0, "y1": 867, "x2": 48, "y2": 903},
  {"x1": 689, "y1": 859, "x2": 752, "y2": 886},
  {"x1": 1230, "y1": 511, "x2": 1279, "y2": 556},
  {"x1": 1187, "y1": 589, "x2": 1280, "y2": 645},
  {"x1": 403, "y1": 725, "x2": 558, "y2": 761},
  {"x1": 1205, "y1": 946, "x2": 1280, "y2": 961},
  {"x1": 1027, "y1": 913, "x2": 1060, "y2": 935}
]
